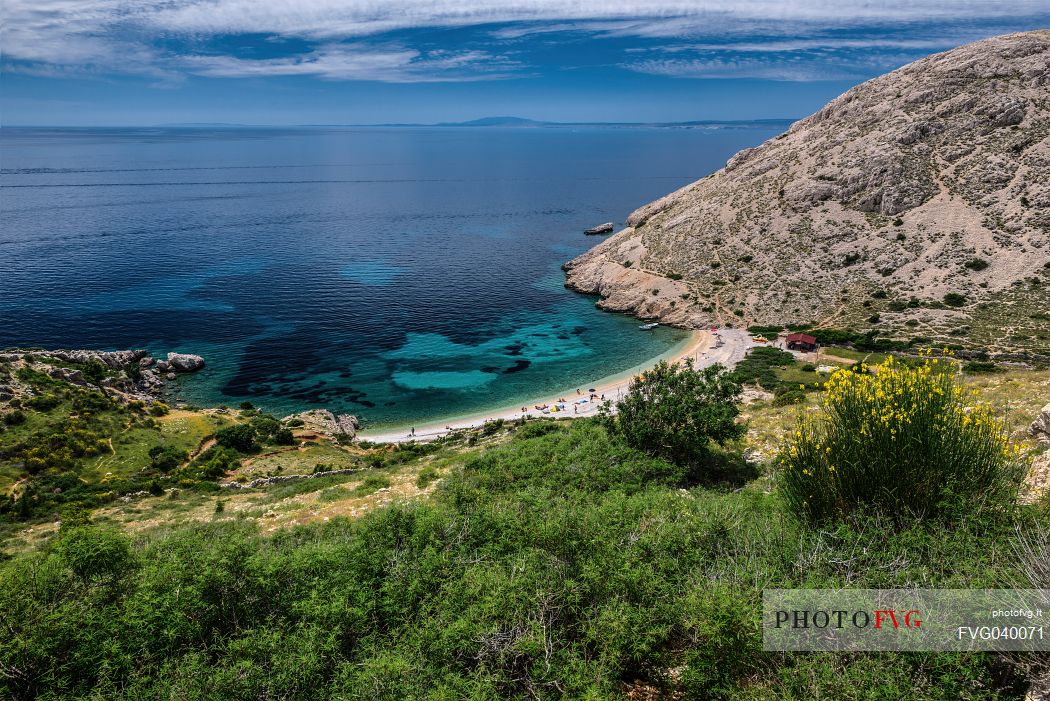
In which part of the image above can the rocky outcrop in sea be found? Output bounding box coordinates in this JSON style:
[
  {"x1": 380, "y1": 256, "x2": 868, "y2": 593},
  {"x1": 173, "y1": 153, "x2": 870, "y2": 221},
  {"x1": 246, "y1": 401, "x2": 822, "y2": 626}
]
[{"x1": 0, "y1": 347, "x2": 206, "y2": 402}]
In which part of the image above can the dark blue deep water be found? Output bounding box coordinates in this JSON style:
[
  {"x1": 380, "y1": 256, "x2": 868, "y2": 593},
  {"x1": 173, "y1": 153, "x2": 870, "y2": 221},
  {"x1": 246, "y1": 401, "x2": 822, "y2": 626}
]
[{"x1": 0, "y1": 125, "x2": 781, "y2": 427}]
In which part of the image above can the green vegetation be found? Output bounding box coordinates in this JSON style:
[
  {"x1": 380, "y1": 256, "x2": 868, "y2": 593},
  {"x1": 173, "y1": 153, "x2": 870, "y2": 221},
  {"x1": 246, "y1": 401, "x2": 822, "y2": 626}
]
[
  {"x1": 0, "y1": 352, "x2": 1045, "y2": 699},
  {"x1": 943, "y1": 292, "x2": 968, "y2": 307},
  {"x1": 779, "y1": 355, "x2": 1025, "y2": 525},
  {"x1": 965, "y1": 258, "x2": 990, "y2": 271},
  {"x1": 730, "y1": 347, "x2": 825, "y2": 400},
  {"x1": 601, "y1": 360, "x2": 743, "y2": 469},
  {"x1": 1, "y1": 412, "x2": 1036, "y2": 700},
  {"x1": 732, "y1": 346, "x2": 795, "y2": 390},
  {"x1": 215, "y1": 423, "x2": 258, "y2": 452}
]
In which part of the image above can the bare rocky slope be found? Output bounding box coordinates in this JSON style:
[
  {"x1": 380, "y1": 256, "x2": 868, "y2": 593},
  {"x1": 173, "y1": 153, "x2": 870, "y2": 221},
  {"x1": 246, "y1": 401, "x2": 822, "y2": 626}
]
[{"x1": 565, "y1": 30, "x2": 1050, "y2": 351}]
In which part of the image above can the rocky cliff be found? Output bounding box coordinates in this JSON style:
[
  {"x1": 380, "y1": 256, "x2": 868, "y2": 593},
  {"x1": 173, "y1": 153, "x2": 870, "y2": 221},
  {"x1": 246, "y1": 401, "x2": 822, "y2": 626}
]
[{"x1": 565, "y1": 30, "x2": 1050, "y2": 350}]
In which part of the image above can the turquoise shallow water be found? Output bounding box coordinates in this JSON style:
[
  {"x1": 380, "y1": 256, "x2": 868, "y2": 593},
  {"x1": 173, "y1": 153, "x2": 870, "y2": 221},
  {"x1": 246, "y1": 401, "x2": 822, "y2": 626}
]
[{"x1": 0, "y1": 125, "x2": 783, "y2": 428}]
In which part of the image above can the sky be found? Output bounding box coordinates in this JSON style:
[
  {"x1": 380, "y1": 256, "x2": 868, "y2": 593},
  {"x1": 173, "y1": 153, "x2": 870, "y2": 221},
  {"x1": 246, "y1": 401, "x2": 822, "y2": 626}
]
[{"x1": 2, "y1": 1, "x2": 1048, "y2": 126}]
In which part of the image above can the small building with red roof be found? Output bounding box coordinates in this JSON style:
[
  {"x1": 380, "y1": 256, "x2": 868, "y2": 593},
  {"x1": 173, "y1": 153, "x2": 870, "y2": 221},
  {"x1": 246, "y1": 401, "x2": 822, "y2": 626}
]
[{"x1": 785, "y1": 332, "x2": 818, "y2": 352}]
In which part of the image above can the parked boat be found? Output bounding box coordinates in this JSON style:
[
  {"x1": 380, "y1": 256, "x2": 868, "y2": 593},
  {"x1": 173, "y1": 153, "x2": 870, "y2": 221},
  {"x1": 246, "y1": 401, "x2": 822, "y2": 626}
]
[{"x1": 639, "y1": 322, "x2": 659, "y2": 330}]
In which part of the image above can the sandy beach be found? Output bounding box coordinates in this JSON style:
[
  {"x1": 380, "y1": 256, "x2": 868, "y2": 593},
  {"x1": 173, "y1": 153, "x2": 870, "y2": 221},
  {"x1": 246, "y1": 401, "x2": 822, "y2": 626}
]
[{"x1": 360, "y1": 327, "x2": 755, "y2": 443}]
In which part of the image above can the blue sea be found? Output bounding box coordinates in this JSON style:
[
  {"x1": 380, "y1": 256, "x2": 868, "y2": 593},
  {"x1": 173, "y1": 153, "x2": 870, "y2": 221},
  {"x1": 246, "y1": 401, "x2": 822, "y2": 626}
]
[{"x1": 0, "y1": 125, "x2": 782, "y2": 428}]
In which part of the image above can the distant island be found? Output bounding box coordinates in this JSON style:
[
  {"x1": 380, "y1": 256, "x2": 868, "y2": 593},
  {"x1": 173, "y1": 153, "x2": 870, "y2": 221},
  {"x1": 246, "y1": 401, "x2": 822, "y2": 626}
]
[{"x1": 145, "y1": 117, "x2": 797, "y2": 129}]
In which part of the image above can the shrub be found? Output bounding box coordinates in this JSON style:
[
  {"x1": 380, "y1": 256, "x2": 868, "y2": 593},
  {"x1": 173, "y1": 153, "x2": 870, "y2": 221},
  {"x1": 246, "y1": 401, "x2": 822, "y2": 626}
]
[
  {"x1": 351, "y1": 473, "x2": 391, "y2": 497},
  {"x1": 215, "y1": 423, "x2": 258, "y2": 453},
  {"x1": 190, "y1": 446, "x2": 241, "y2": 478},
  {"x1": 149, "y1": 445, "x2": 188, "y2": 472},
  {"x1": 416, "y1": 467, "x2": 439, "y2": 488},
  {"x1": 601, "y1": 359, "x2": 744, "y2": 467},
  {"x1": 943, "y1": 292, "x2": 967, "y2": 307},
  {"x1": 24, "y1": 394, "x2": 61, "y2": 412},
  {"x1": 2, "y1": 410, "x2": 26, "y2": 426},
  {"x1": 772, "y1": 388, "x2": 806, "y2": 406},
  {"x1": 82, "y1": 358, "x2": 108, "y2": 386},
  {"x1": 747, "y1": 325, "x2": 785, "y2": 334},
  {"x1": 148, "y1": 401, "x2": 170, "y2": 417},
  {"x1": 53, "y1": 524, "x2": 134, "y2": 583},
  {"x1": 964, "y1": 258, "x2": 990, "y2": 271},
  {"x1": 273, "y1": 428, "x2": 295, "y2": 445},
  {"x1": 731, "y1": 347, "x2": 794, "y2": 390},
  {"x1": 667, "y1": 272, "x2": 683, "y2": 280},
  {"x1": 779, "y1": 355, "x2": 1025, "y2": 525},
  {"x1": 513, "y1": 420, "x2": 562, "y2": 440}
]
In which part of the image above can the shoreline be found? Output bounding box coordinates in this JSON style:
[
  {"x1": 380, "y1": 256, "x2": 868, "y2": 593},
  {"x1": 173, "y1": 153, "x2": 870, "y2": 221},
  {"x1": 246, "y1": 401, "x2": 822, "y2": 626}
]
[{"x1": 359, "y1": 327, "x2": 755, "y2": 444}]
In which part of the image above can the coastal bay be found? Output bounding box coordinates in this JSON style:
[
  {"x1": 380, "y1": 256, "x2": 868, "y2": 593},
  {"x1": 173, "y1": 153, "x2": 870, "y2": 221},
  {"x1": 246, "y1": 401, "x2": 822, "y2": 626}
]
[{"x1": 1, "y1": 124, "x2": 782, "y2": 428}]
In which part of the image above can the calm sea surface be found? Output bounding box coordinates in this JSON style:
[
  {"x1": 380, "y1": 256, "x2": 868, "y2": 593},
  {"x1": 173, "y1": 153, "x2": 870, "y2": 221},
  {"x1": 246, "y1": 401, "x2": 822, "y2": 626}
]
[{"x1": 0, "y1": 125, "x2": 782, "y2": 427}]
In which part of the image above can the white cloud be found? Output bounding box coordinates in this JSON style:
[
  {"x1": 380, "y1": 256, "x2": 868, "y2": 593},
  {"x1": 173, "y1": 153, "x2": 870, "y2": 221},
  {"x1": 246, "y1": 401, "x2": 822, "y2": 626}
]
[
  {"x1": 140, "y1": 1, "x2": 1050, "y2": 38},
  {"x1": 180, "y1": 46, "x2": 516, "y2": 81},
  {"x1": 1, "y1": 0, "x2": 1046, "y2": 81}
]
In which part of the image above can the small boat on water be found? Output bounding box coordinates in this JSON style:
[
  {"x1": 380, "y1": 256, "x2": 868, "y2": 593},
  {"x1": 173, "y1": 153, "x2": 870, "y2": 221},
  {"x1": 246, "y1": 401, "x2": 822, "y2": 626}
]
[{"x1": 639, "y1": 322, "x2": 659, "y2": 330}]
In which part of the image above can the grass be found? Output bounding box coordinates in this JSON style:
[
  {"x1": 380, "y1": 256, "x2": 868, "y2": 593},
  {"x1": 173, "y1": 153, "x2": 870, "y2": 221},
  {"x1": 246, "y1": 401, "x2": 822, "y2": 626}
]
[
  {"x1": 2, "y1": 417, "x2": 1039, "y2": 700},
  {"x1": 236, "y1": 441, "x2": 360, "y2": 479},
  {"x1": 4, "y1": 353, "x2": 1050, "y2": 698},
  {"x1": 84, "y1": 411, "x2": 225, "y2": 483},
  {"x1": 819, "y1": 346, "x2": 889, "y2": 364}
]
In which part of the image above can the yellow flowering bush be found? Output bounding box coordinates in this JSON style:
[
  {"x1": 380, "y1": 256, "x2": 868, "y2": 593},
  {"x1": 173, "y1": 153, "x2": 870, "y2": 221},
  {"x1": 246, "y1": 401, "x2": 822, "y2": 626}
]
[{"x1": 779, "y1": 352, "x2": 1025, "y2": 524}]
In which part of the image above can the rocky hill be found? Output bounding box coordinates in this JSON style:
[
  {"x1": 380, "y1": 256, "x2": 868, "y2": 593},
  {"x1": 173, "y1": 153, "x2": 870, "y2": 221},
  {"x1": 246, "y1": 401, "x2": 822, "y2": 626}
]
[{"x1": 565, "y1": 30, "x2": 1050, "y2": 352}]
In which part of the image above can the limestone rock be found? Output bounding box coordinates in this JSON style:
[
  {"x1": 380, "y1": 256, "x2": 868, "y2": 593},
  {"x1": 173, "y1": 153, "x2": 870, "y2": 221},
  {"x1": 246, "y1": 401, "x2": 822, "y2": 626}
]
[
  {"x1": 288, "y1": 409, "x2": 359, "y2": 440},
  {"x1": 48, "y1": 367, "x2": 85, "y2": 385},
  {"x1": 584, "y1": 222, "x2": 615, "y2": 235},
  {"x1": 44, "y1": 349, "x2": 148, "y2": 368},
  {"x1": 564, "y1": 30, "x2": 1050, "y2": 340},
  {"x1": 166, "y1": 353, "x2": 205, "y2": 373},
  {"x1": 1031, "y1": 403, "x2": 1050, "y2": 444}
]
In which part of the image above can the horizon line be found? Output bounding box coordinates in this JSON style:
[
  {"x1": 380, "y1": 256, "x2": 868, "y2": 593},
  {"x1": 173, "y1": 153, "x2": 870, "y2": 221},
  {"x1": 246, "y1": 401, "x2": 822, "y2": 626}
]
[{"x1": 0, "y1": 117, "x2": 800, "y2": 129}]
